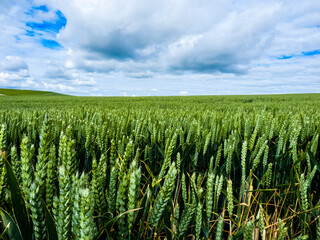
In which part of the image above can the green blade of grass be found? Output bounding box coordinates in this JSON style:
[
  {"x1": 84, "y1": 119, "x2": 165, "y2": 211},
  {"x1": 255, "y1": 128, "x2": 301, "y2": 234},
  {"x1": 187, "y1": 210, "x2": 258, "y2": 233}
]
[
  {"x1": 4, "y1": 158, "x2": 32, "y2": 240},
  {"x1": 0, "y1": 208, "x2": 23, "y2": 240}
]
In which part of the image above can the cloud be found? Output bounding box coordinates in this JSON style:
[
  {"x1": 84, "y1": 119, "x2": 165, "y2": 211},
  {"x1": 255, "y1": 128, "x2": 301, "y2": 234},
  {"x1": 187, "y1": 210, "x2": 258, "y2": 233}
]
[
  {"x1": 0, "y1": 56, "x2": 28, "y2": 71},
  {"x1": 41, "y1": 81, "x2": 81, "y2": 93},
  {"x1": 1, "y1": 0, "x2": 320, "y2": 95},
  {"x1": 128, "y1": 71, "x2": 154, "y2": 79},
  {"x1": 0, "y1": 71, "x2": 37, "y2": 89},
  {"x1": 39, "y1": 0, "x2": 317, "y2": 76},
  {"x1": 164, "y1": 5, "x2": 281, "y2": 73},
  {"x1": 0, "y1": 56, "x2": 31, "y2": 88},
  {"x1": 40, "y1": 0, "x2": 283, "y2": 74},
  {"x1": 44, "y1": 65, "x2": 70, "y2": 79},
  {"x1": 71, "y1": 77, "x2": 96, "y2": 86},
  {"x1": 179, "y1": 91, "x2": 188, "y2": 95}
]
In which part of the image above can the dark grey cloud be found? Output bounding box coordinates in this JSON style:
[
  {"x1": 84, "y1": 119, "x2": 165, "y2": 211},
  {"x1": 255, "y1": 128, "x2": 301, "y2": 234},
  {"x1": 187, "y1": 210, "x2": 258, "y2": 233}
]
[
  {"x1": 85, "y1": 30, "x2": 149, "y2": 60},
  {"x1": 169, "y1": 54, "x2": 248, "y2": 74}
]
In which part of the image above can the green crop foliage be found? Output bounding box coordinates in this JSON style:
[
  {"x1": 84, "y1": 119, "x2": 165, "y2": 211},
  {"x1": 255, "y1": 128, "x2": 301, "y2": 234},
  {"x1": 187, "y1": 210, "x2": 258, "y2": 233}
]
[{"x1": 0, "y1": 94, "x2": 319, "y2": 239}]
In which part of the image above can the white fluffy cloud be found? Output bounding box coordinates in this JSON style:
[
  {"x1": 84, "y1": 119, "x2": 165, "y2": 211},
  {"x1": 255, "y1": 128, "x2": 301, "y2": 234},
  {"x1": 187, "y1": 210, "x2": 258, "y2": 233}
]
[
  {"x1": 1, "y1": 56, "x2": 28, "y2": 71},
  {"x1": 0, "y1": 0, "x2": 319, "y2": 95},
  {"x1": 40, "y1": 0, "x2": 283, "y2": 74}
]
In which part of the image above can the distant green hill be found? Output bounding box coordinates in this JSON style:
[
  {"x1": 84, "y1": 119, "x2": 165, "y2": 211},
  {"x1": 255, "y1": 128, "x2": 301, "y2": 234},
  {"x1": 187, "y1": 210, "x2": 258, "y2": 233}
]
[{"x1": 0, "y1": 88, "x2": 66, "y2": 96}]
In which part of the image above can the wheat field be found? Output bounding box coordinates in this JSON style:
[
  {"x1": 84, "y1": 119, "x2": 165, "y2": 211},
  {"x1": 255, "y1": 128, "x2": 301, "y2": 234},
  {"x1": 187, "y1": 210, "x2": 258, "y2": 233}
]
[{"x1": 0, "y1": 94, "x2": 319, "y2": 239}]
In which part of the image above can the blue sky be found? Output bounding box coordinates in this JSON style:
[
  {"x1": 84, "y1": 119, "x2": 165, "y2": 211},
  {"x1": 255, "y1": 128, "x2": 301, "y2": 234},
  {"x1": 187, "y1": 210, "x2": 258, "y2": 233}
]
[{"x1": 0, "y1": 0, "x2": 320, "y2": 96}]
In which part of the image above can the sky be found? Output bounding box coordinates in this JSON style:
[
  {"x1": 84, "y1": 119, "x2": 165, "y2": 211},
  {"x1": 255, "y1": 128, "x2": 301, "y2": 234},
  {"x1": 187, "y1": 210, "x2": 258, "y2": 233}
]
[{"x1": 0, "y1": 0, "x2": 320, "y2": 96}]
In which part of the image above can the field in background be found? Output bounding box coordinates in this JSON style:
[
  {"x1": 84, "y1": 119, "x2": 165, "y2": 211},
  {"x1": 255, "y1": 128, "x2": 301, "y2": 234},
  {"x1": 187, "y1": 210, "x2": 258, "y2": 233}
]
[
  {"x1": 0, "y1": 88, "x2": 65, "y2": 96},
  {"x1": 0, "y1": 92, "x2": 319, "y2": 110},
  {"x1": 0, "y1": 93, "x2": 320, "y2": 239}
]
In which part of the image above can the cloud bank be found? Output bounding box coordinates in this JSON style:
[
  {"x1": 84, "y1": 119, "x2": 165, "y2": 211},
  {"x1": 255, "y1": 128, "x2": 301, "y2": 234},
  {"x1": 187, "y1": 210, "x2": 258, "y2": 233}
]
[{"x1": 0, "y1": 0, "x2": 319, "y2": 95}]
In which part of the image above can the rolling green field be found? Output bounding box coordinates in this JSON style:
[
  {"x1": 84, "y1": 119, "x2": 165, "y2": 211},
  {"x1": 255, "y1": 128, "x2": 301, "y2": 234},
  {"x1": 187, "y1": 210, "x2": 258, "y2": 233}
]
[
  {"x1": 0, "y1": 88, "x2": 65, "y2": 97},
  {"x1": 0, "y1": 93, "x2": 320, "y2": 239}
]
